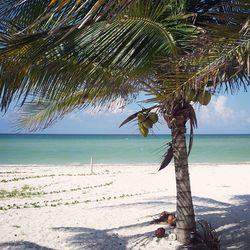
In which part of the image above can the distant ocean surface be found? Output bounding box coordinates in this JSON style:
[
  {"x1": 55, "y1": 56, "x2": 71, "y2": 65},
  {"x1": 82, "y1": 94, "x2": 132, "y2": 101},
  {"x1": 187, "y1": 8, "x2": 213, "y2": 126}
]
[{"x1": 0, "y1": 134, "x2": 250, "y2": 165}]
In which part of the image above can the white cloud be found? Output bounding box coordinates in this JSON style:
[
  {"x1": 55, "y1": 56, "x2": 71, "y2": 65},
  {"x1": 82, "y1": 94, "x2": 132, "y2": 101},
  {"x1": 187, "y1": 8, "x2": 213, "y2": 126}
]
[
  {"x1": 69, "y1": 113, "x2": 81, "y2": 122},
  {"x1": 198, "y1": 95, "x2": 250, "y2": 128},
  {"x1": 199, "y1": 106, "x2": 211, "y2": 121},
  {"x1": 68, "y1": 101, "x2": 135, "y2": 125},
  {"x1": 213, "y1": 96, "x2": 234, "y2": 119},
  {"x1": 85, "y1": 97, "x2": 126, "y2": 115}
]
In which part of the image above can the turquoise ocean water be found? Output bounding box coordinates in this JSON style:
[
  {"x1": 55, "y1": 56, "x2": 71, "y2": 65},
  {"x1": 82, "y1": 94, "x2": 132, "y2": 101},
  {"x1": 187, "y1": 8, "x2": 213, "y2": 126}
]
[{"x1": 0, "y1": 134, "x2": 250, "y2": 165}]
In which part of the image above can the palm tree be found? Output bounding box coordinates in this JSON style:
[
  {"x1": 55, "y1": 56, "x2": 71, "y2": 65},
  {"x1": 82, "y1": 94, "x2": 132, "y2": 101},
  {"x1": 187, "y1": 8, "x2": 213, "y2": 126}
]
[{"x1": 0, "y1": 0, "x2": 249, "y2": 245}]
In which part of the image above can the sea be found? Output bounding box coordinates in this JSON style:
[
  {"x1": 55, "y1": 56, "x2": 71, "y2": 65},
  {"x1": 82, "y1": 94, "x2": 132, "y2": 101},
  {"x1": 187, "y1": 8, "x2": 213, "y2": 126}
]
[{"x1": 0, "y1": 134, "x2": 250, "y2": 166}]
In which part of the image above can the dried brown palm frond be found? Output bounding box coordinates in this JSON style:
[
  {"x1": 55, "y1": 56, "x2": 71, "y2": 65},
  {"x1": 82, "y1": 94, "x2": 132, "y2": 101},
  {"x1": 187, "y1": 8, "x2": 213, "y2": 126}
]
[{"x1": 196, "y1": 220, "x2": 221, "y2": 250}]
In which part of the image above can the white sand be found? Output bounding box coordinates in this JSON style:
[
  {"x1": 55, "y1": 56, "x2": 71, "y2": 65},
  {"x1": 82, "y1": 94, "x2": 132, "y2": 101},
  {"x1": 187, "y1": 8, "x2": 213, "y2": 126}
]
[{"x1": 0, "y1": 164, "x2": 250, "y2": 250}]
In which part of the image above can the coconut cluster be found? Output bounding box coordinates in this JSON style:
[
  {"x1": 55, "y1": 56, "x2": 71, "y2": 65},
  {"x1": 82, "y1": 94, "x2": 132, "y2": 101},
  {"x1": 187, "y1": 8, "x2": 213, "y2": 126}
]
[
  {"x1": 187, "y1": 89, "x2": 212, "y2": 106},
  {"x1": 137, "y1": 112, "x2": 158, "y2": 137}
]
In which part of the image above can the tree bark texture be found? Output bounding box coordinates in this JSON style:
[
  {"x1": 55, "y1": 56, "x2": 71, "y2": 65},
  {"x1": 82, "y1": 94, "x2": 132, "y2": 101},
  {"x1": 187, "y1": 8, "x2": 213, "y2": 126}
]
[{"x1": 164, "y1": 103, "x2": 196, "y2": 244}]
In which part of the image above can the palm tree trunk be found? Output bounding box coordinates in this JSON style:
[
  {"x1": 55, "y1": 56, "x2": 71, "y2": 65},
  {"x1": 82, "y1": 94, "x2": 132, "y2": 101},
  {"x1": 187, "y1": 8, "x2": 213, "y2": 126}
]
[{"x1": 164, "y1": 103, "x2": 196, "y2": 244}]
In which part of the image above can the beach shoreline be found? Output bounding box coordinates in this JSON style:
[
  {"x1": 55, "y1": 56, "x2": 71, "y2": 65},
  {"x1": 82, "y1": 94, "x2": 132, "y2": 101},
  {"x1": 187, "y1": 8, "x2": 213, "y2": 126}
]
[{"x1": 0, "y1": 164, "x2": 250, "y2": 249}]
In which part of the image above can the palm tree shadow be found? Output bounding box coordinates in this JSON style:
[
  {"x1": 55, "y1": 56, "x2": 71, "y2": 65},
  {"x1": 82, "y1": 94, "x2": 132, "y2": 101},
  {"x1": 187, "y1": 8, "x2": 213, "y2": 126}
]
[
  {"x1": 2, "y1": 195, "x2": 248, "y2": 250},
  {"x1": 188, "y1": 195, "x2": 250, "y2": 250},
  {"x1": 53, "y1": 226, "x2": 127, "y2": 250},
  {"x1": 51, "y1": 196, "x2": 179, "y2": 249},
  {"x1": 52, "y1": 195, "x2": 250, "y2": 249},
  {"x1": 0, "y1": 241, "x2": 55, "y2": 250},
  {"x1": 53, "y1": 223, "x2": 154, "y2": 250}
]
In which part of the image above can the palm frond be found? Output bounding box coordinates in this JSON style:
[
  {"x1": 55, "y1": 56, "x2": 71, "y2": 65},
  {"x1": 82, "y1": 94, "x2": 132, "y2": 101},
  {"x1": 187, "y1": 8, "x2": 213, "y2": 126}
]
[
  {"x1": 16, "y1": 85, "x2": 135, "y2": 131},
  {"x1": 151, "y1": 0, "x2": 250, "y2": 103},
  {"x1": 2, "y1": 0, "x2": 249, "y2": 137},
  {"x1": 159, "y1": 142, "x2": 173, "y2": 171},
  {"x1": 156, "y1": 40, "x2": 250, "y2": 104},
  {"x1": 0, "y1": 0, "x2": 198, "y2": 111},
  {"x1": 119, "y1": 104, "x2": 159, "y2": 128},
  {"x1": 0, "y1": 1, "x2": 136, "y2": 35}
]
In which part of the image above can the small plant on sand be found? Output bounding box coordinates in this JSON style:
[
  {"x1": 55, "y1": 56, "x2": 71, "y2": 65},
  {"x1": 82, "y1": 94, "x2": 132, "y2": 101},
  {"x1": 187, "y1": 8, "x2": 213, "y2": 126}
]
[
  {"x1": 0, "y1": 174, "x2": 56, "y2": 183},
  {"x1": 0, "y1": 188, "x2": 42, "y2": 199},
  {"x1": 12, "y1": 225, "x2": 21, "y2": 228}
]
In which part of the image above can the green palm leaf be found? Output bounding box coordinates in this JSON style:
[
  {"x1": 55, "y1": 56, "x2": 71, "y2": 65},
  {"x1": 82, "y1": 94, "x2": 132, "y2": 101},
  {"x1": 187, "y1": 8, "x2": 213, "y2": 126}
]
[
  {"x1": 0, "y1": 0, "x2": 198, "y2": 112},
  {"x1": 16, "y1": 85, "x2": 136, "y2": 131}
]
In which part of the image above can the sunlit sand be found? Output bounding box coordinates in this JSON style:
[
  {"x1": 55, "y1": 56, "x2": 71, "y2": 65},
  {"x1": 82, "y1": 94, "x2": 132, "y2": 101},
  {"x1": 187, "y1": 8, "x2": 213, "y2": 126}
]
[{"x1": 0, "y1": 164, "x2": 249, "y2": 249}]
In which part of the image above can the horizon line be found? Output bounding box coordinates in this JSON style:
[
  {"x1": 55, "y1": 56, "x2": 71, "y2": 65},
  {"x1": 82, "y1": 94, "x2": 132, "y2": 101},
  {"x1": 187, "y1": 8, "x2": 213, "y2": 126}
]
[{"x1": 1, "y1": 133, "x2": 250, "y2": 135}]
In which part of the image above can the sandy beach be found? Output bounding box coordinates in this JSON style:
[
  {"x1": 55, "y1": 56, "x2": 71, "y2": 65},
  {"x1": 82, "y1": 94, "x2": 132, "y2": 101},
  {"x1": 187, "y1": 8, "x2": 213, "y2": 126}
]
[{"x1": 0, "y1": 164, "x2": 249, "y2": 250}]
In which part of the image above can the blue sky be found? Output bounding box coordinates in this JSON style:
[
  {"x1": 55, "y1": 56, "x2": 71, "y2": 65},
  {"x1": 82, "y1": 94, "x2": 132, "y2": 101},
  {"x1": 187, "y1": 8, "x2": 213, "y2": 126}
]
[{"x1": 0, "y1": 90, "x2": 250, "y2": 134}]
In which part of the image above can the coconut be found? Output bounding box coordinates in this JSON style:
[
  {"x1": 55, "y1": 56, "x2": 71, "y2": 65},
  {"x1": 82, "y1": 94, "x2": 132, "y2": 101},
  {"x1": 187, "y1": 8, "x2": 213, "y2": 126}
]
[
  {"x1": 197, "y1": 91, "x2": 211, "y2": 105},
  {"x1": 142, "y1": 118, "x2": 154, "y2": 128},
  {"x1": 149, "y1": 112, "x2": 158, "y2": 123},
  {"x1": 155, "y1": 227, "x2": 165, "y2": 238},
  {"x1": 167, "y1": 214, "x2": 176, "y2": 226},
  {"x1": 137, "y1": 112, "x2": 146, "y2": 122},
  {"x1": 186, "y1": 89, "x2": 197, "y2": 102},
  {"x1": 139, "y1": 124, "x2": 149, "y2": 137}
]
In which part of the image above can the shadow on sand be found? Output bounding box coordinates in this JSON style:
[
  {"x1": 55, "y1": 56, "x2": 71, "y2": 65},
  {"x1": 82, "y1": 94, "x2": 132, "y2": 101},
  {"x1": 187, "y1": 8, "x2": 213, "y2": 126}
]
[
  {"x1": 53, "y1": 220, "x2": 155, "y2": 250},
  {"x1": 177, "y1": 195, "x2": 250, "y2": 250},
  {"x1": 52, "y1": 195, "x2": 250, "y2": 250},
  {"x1": 0, "y1": 241, "x2": 56, "y2": 250},
  {"x1": 0, "y1": 195, "x2": 249, "y2": 249},
  {"x1": 195, "y1": 195, "x2": 250, "y2": 250}
]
